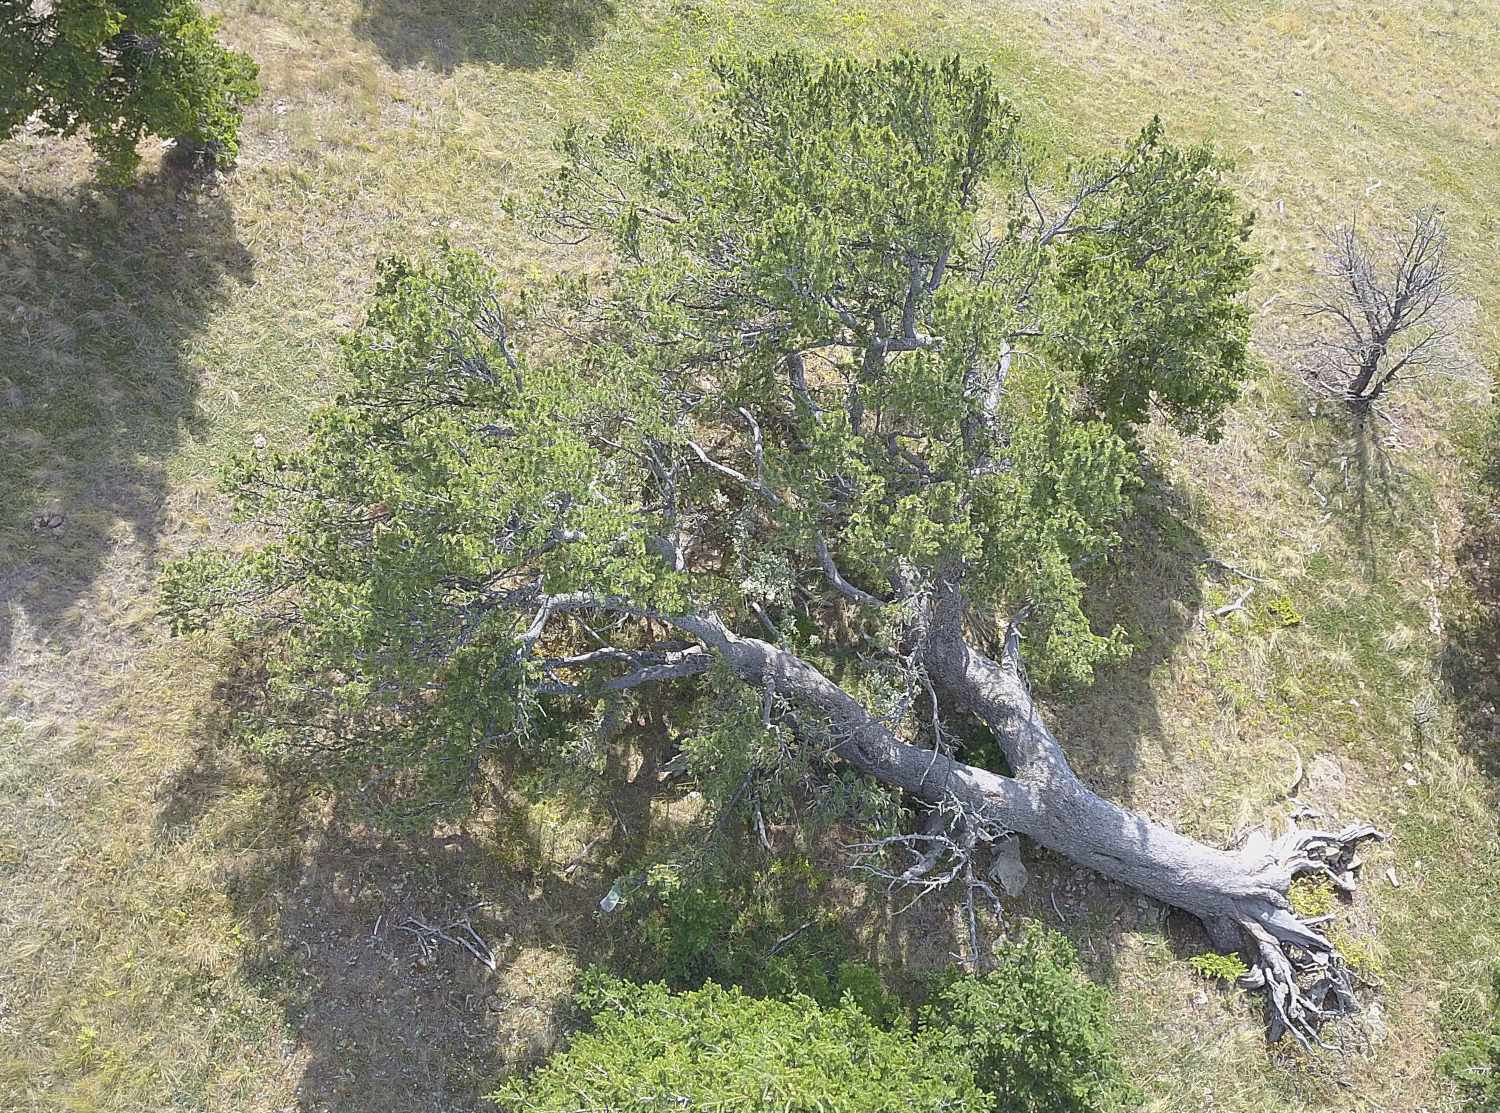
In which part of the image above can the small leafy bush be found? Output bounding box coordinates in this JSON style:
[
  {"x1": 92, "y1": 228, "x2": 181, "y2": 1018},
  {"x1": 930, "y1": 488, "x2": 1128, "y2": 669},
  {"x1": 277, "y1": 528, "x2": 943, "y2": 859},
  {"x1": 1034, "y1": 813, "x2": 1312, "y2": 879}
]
[
  {"x1": 1440, "y1": 967, "x2": 1500, "y2": 1112},
  {"x1": 923, "y1": 926, "x2": 1140, "y2": 1113},
  {"x1": 491, "y1": 972, "x2": 986, "y2": 1113},
  {"x1": 1189, "y1": 951, "x2": 1249, "y2": 982},
  {"x1": 1263, "y1": 593, "x2": 1304, "y2": 627}
]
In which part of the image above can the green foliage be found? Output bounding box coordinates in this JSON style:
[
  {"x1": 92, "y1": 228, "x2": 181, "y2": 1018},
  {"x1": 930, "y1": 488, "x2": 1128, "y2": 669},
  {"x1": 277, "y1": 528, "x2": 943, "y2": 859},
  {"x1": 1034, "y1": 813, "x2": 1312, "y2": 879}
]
[
  {"x1": 167, "y1": 247, "x2": 690, "y2": 824},
  {"x1": 1044, "y1": 117, "x2": 1255, "y2": 440},
  {"x1": 1263, "y1": 592, "x2": 1304, "y2": 627},
  {"x1": 1440, "y1": 967, "x2": 1500, "y2": 1112},
  {"x1": 496, "y1": 936, "x2": 1137, "y2": 1113},
  {"x1": 629, "y1": 857, "x2": 903, "y2": 1026},
  {"x1": 675, "y1": 666, "x2": 904, "y2": 830},
  {"x1": 0, "y1": 0, "x2": 258, "y2": 182},
  {"x1": 1188, "y1": 951, "x2": 1249, "y2": 982},
  {"x1": 165, "y1": 52, "x2": 1255, "y2": 823},
  {"x1": 491, "y1": 971, "x2": 988, "y2": 1113},
  {"x1": 923, "y1": 926, "x2": 1139, "y2": 1113},
  {"x1": 1287, "y1": 877, "x2": 1336, "y2": 919}
]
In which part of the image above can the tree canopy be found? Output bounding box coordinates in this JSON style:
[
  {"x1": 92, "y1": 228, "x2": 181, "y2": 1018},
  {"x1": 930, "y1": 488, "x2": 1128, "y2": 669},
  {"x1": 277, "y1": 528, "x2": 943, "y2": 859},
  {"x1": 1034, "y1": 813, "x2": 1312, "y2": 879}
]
[
  {"x1": 164, "y1": 51, "x2": 1253, "y2": 824},
  {"x1": 494, "y1": 929, "x2": 1134, "y2": 1113},
  {"x1": 164, "y1": 48, "x2": 1379, "y2": 1052},
  {"x1": 491, "y1": 973, "x2": 987, "y2": 1113},
  {"x1": 1, "y1": 0, "x2": 259, "y2": 181}
]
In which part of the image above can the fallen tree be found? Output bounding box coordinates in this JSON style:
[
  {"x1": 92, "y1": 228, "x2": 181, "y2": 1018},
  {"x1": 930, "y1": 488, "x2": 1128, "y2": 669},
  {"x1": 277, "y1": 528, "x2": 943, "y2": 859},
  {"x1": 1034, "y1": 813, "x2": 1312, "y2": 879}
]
[{"x1": 165, "y1": 53, "x2": 1379, "y2": 1048}]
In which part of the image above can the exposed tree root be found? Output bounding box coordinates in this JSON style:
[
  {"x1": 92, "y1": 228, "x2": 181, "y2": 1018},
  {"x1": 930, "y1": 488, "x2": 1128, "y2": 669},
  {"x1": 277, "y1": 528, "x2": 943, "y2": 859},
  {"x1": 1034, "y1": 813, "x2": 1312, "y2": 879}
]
[{"x1": 1230, "y1": 823, "x2": 1384, "y2": 1049}]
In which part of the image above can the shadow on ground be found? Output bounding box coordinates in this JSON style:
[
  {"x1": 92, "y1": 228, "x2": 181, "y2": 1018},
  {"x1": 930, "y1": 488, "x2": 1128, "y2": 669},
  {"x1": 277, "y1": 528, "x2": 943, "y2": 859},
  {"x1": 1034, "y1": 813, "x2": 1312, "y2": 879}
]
[
  {"x1": 0, "y1": 175, "x2": 253, "y2": 669},
  {"x1": 1298, "y1": 404, "x2": 1428, "y2": 578},
  {"x1": 1443, "y1": 444, "x2": 1500, "y2": 783},
  {"x1": 157, "y1": 674, "x2": 968, "y2": 1111},
  {"x1": 1047, "y1": 460, "x2": 1210, "y2": 802},
  {"x1": 227, "y1": 815, "x2": 575, "y2": 1111},
  {"x1": 157, "y1": 685, "x2": 668, "y2": 1112},
  {"x1": 352, "y1": 0, "x2": 617, "y2": 72}
]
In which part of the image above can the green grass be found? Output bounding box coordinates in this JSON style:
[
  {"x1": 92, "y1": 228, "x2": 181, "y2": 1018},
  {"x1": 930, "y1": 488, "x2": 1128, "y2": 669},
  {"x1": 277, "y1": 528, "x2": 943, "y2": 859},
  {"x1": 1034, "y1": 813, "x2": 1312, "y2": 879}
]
[{"x1": 2, "y1": 1, "x2": 1497, "y2": 1110}]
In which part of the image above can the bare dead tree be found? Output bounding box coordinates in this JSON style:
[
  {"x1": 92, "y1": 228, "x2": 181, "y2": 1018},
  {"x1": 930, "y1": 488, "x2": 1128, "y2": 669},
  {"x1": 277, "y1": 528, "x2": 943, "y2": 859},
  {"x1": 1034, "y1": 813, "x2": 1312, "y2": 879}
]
[{"x1": 1301, "y1": 207, "x2": 1459, "y2": 413}]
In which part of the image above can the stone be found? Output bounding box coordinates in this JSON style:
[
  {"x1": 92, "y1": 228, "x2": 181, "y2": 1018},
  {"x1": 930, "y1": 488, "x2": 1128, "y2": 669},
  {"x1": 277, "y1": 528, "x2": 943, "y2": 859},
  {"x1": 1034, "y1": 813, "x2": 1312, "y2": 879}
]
[
  {"x1": 988, "y1": 836, "x2": 1028, "y2": 897},
  {"x1": 1306, "y1": 754, "x2": 1346, "y2": 801}
]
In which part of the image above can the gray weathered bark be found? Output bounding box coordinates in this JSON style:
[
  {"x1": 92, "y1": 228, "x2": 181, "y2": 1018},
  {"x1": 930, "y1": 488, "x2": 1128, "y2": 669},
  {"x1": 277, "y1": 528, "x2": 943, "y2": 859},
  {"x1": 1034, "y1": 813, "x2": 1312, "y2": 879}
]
[
  {"x1": 557, "y1": 590, "x2": 1379, "y2": 1048},
  {"x1": 1301, "y1": 207, "x2": 1457, "y2": 412}
]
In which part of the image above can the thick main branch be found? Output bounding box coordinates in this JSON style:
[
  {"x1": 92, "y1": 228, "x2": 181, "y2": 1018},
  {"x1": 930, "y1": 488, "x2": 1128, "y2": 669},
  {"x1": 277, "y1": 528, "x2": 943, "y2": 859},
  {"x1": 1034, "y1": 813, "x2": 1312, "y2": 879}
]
[{"x1": 553, "y1": 590, "x2": 1379, "y2": 1047}]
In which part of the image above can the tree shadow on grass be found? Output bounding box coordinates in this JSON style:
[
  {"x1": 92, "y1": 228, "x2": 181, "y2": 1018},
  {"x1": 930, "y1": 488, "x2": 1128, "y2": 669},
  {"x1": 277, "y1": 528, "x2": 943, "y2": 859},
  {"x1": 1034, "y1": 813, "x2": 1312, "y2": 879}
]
[
  {"x1": 1298, "y1": 404, "x2": 1430, "y2": 579},
  {"x1": 352, "y1": 0, "x2": 617, "y2": 73},
  {"x1": 0, "y1": 175, "x2": 253, "y2": 681},
  {"x1": 1442, "y1": 449, "x2": 1500, "y2": 784},
  {"x1": 153, "y1": 666, "x2": 676, "y2": 1111},
  {"x1": 227, "y1": 814, "x2": 574, "y2": 1111},
  {"x1": 1046, "y1": 460, "x2": 1210, "y2": 804}
]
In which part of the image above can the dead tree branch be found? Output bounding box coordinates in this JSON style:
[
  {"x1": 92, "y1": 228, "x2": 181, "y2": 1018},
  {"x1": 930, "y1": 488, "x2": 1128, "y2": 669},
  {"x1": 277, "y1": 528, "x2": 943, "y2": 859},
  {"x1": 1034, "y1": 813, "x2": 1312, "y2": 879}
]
[{"x1": 1300, "y1": 207, "x2": 1460, "y2": 413}]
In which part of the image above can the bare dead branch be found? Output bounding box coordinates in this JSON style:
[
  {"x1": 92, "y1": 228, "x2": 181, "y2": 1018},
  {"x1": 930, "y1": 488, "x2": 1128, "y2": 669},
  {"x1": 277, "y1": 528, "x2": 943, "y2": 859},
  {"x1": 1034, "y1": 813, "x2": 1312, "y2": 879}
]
[
  {"x1": 814, "y1": 533, "x2": 887, "y2": 607},
  {"x1": 1299, "y1": 207, "x2": 1460, "y2": 412}
]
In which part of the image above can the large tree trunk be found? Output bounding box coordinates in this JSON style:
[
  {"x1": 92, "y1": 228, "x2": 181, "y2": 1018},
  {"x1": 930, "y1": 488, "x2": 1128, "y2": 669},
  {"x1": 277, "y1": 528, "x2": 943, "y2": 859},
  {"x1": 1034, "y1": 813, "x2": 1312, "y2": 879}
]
[{"x1": 660, "y1": 604, "x2": 1380, "y2": 1048}]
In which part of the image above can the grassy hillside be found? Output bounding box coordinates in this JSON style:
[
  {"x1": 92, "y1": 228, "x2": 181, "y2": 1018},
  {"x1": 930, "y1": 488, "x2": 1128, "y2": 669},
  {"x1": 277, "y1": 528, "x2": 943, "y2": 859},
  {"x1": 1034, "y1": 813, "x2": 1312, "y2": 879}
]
[{"x1": 1, "y1": 2, "x2": 1496, "y2": 1110}]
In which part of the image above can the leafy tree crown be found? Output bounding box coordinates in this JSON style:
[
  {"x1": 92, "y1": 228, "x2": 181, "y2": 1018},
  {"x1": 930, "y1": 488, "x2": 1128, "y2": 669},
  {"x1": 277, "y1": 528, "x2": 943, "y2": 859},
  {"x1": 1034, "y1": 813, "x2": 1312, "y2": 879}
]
[
  {"x1": 1, "y1": 0, "x2": 259, "y2": 181},
  {"x1": 491, "y1": 971, "x2": 987, "y2": 1113},
  {"x1": 162, "y1": 52, "x2": 1255, "y2": 825}
]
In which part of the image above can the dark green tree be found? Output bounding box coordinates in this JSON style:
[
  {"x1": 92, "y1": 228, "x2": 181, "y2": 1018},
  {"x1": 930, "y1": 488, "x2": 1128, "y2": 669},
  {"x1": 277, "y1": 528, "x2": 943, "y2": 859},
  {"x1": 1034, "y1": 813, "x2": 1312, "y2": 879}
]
[
  {"x1": 491, "y1": 973, "x2": 986, "y2": 1112},
  {"x1": 493, "y1": 946, "x2": 1137, "y2": 1113},
  {"x1": 924, "y1": 927, "x2": 1136, "y2": 1113},
  {"x1": 164, "y1": 53, "x2": 1378, "y2": 1047},
  {"x1": 1, "y1": 0, "x2": 259, "y2": 182}
]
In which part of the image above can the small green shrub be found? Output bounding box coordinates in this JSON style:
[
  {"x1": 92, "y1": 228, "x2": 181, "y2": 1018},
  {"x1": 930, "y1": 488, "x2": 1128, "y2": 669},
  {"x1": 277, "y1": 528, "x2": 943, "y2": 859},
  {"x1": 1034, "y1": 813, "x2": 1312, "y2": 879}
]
[
  {"x1": 629, "y1": 856, "x2": 903, "y2": 1022},
  {"x1": 491, "y1": 972, "x2": 986, "y2": 1113},
  {"x1": 0, "y1": 0, "x2": 259, "y2": 182},
  {"x1": 1287, "y1": 877, "x2": 1336, "y2": 919},
  {"x1": 1440, "y1": 967, "x2": 1500, "y2": 1112},
  {"x1": 1264, "y1": 593, "x2": 1304, "y2": 627},
  {"x1": 1188, "y1": 951, "x2": 1250, "y2": 982},
  {"x1": 923, "y1": 926, "x2": 1140, "y2": 1113}
]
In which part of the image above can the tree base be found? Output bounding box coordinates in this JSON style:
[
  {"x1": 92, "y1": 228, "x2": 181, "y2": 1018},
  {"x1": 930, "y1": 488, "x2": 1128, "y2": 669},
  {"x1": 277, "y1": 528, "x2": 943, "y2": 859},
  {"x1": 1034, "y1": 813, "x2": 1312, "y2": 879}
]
[{"x1": 1224, "y1": 822, "x2": 1382, "y2": 1049}]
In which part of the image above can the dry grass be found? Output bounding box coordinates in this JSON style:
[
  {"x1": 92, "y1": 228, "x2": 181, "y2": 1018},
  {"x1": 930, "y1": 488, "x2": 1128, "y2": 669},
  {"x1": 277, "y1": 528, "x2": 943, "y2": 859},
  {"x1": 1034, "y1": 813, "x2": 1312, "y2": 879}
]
[{"x1": 2, "y1": 1, "x2": 1497, "y2": 1110}]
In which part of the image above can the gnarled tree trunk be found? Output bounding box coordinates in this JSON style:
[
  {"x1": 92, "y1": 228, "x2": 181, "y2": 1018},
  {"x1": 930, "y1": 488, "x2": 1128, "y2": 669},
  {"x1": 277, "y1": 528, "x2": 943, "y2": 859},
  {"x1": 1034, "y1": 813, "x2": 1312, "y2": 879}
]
[{"x1": 642, "y1": 592, "x2": 1381, "y2": 1049}]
